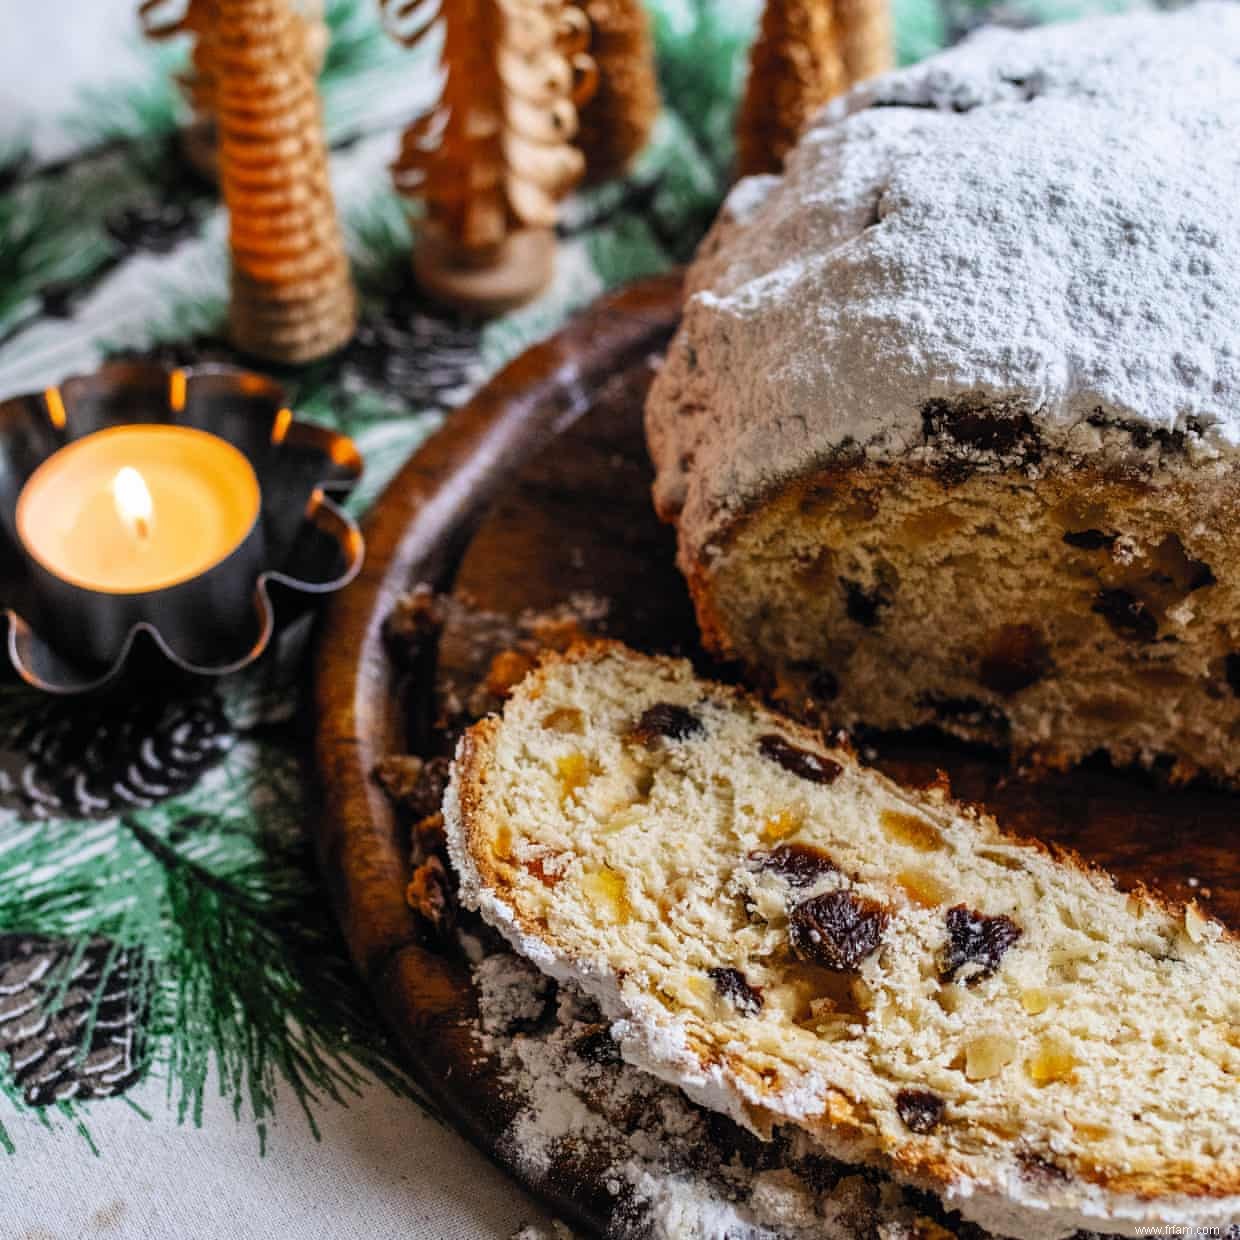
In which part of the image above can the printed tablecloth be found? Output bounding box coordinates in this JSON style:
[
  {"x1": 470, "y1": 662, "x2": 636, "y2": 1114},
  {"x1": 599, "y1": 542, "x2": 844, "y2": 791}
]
[{"x1": 0, "y1": 0, "x2": 1149, "y2": 1235}]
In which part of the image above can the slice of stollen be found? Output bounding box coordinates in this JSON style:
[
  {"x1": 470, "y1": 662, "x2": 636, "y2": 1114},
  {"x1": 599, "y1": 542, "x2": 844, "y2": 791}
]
[{"x1": 444, "y1": 641, "x2": 1240, "y2": 1239}]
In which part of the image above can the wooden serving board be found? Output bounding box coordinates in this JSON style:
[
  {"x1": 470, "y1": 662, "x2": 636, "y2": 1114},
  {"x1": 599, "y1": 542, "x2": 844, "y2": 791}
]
[{"x1": 312, "y1": 272, "x2": 1239, "y2": 1236}]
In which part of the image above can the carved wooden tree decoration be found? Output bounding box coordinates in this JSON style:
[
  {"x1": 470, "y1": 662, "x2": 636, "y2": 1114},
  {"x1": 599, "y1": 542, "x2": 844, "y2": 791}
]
[
  {"x1": 574, "y1": 0, "x2": 660, "y2": 184},
  {"x1": 139, "y1": 0, "x2": 329, "y2": 181},
  {"x1": 207, "y1": 0, "x2": 357, "y2": 363},
  {"x1": 736, "y1": 0, "x2": 892, "y2": 179},
  {"x1": 835, "y1": 0, "x2": 893, "y2": 85},
  {"x1": 382, "y1": 0, "x2": 598, "y2": 316}
]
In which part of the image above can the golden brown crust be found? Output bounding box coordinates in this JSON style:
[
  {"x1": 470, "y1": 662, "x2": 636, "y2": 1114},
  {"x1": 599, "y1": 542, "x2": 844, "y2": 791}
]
[{"x1": 448, "y1": 640, "x2": 1240, "y2": 1203}]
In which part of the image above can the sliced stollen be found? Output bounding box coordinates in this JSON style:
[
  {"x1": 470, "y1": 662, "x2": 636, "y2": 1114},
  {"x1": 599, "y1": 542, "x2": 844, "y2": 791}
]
[{"x1": 444, "y1": 642, "x2": 1240, "y2": 1239}]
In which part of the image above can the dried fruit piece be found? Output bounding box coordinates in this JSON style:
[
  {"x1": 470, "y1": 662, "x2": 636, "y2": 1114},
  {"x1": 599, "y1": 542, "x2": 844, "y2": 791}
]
[
  {"x1": 1225, "y1": 653, "x2": 1240, "y2": 697},
  {"x1": 631, "y1": 702, "x2": 704, "y2": 743},
  {"x1": 582, "y1": 867, "x2": 631, "y2": 922},
  {"x1": 978, "y1": 623, "x2": 1051, "y2": 695},
  {"x1": 1062, "y1": 528, "x2": 1116, "y2": 550},
  {"x1": 939, "y1": 904, "x2": 1022, "y2": 985},
  {"x1": 898, "y1": 868, "x2": 951, "y2": 908},
  {"x1": 1019, "y1": 1152, "x2": 1071, "y2": 1183},
  {"x1": 542, "y1": 706, "x2": 585, "y2": 734},
  {"x1": 760, "y1": 808, "x2": 802, "y2": 842},
  {"x1": 1092, "y1": 589, "x2": 1157, "y2": 642},
  {"x1": 810, "y1": 668, "x2": 840, "y2": 701},
  {"x1": 485, "y1": 649, "x2": 536, "y2": 698},
  {"x1": 753, "y1": 842, "x2": 838, "y2": 886},
  {"x1": 965, "y1": 1032, "x2": 1017, "y2": 1080},
  {"x1": 788, "y1": 890, "x2": 888, "y2": 971},
  {"x1": 922, "y1": 397, "x2": 1040, "y2": 459},
  {"x1": 841, "y1": 578, "x2": 889, "y2": 628},
  {"x1": 708, "y1": 966, "x2": 764, "y2": 1015},
  {"x1": 880, "y1": 810, "x2": 942, "y2": 852},
  {"x1": 1020, "y1": 987, "x2": 1053, "y2": 1015},
  {"x1": 1026, "y1": 1036, "x2": 1078, "y2": 1086},
  {"x1": 758, "y1": 734, "x2": 842, "y2": 785},
  {"x1": 406, "y1": 855, "x2": 455, "y2": 938},
  {"x1": 557, "y1": 752, "x2": 593, "y2": 801},
  {"x1": 895, "y1": 1088, "x2": 944, "y2": 1134}
]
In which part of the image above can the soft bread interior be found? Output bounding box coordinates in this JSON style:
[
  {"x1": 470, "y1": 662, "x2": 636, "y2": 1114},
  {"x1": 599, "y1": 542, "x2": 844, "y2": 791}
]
[
  {"x1": 697, "y1": 463, "x2": 1240, "y2": 781},
  {"x1": 448, "y1": 645, "x2": 1240, "y2": 1236}
]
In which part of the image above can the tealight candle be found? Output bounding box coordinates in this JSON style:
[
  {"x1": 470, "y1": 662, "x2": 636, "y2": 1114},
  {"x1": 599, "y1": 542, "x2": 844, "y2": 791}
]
[
  {"x1": 15, "y1": 425, "x2": 265, "y2": 667},
  {"x1": 18, "y1": 426, "x2": 260, "y2": 593}
]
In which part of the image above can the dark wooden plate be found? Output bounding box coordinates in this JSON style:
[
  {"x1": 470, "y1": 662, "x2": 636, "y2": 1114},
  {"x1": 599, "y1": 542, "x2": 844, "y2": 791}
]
[{"x1": 312, "y1": 271, "x2": 1238, "y2": 1236}]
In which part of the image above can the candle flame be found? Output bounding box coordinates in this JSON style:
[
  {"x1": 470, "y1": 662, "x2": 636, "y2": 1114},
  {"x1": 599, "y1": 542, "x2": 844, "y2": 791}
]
[{"x1": 112, "y1": 466, "x2": 155, "y2": 542}]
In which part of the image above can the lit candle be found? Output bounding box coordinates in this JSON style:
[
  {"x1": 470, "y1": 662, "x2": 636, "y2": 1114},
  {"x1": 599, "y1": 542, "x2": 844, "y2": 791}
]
[
  {"x1": 15, "y1": 425, "x2": 264, "y2": 666},
  {"x1": 17, "y1": 425, "x2": 260, "y2": 594}
]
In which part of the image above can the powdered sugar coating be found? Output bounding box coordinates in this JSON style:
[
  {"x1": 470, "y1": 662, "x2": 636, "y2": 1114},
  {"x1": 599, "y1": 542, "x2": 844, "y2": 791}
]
[{"x1": 647, "y1": 4, "x2": 1240, "y2": 554}]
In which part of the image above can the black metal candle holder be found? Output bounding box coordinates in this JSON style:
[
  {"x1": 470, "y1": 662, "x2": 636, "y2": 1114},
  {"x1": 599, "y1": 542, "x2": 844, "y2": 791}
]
[{"x1": 0, "y1": 362, "x2": 364, "y2": 694}]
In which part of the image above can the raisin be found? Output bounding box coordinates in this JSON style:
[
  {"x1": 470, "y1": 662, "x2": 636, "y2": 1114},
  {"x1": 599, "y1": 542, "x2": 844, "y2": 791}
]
[
  {"x1": 1187, "y1": 560, "x2": 1216, "y2": 591},
  {"x1": 788, "y1": 890, "x2": 888, "y2": 971},
  {"x1": 751, "y1": 843, "x2": 839, "y2": 887},
  {"x1": 810, "y1": 668, "x2": 840, "y2": 701},
  {"x1": 1018, "y1": 1152, "x2": 1071, "y2": 1183},
  {"x1": 632, "y1": 702, "x2": 704, "y2": 743},
  {"x1": 1226, "y1": 654, "x2": 1240, "y2": 697},
  {"x1": 1062, "y1": 529, "x2": 1116, "y2": 550},
  {"x1": 978, "y1": 623, "x2": 1051, "y2": 695},
  {"x1": 921, "y1": 398, "x2": 1041, "y2": 459},
  {"x1": 841, "y1": 578, "x2": 888, "y2": 628},
  {"x1": 895, "y1": 1088, "x2": 944, "y2": 1134},
  {"x1": 1092, "y1": 589, "x2": 1157, "y2": 642},
  {"x1": 939, "y1": 904, "x2": 1022, "y2": 985},
  {"x1": 918, "y1": 694, "x2": 1011, "y2": 739},
  {"x1": 708, "y1": 967, "x2": 764, "y2": 1014},
  {"x1": 758, "y1": 734, "x2": 842, "y2": 785}
]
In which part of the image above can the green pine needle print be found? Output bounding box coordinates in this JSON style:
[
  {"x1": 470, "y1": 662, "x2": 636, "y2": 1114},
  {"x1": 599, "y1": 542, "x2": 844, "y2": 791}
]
[{"x1": 0, "y1": 709, "x2": 425, "y2": 1152}]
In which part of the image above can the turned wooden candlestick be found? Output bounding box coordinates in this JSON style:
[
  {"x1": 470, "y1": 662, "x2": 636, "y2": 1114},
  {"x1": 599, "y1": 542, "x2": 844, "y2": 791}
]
[{"x1": 206, "y1": 0, "x2": 357, "y2": 363}]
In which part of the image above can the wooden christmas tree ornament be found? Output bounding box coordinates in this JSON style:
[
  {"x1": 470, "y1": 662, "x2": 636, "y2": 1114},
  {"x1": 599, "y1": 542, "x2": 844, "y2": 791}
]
[
  {"x1": 382, "y1": 0, "x2": 598, "y2": 317},
  {"x1": 835, "y1": 0, "x2": 893, "y2": 84},
  {"x1": 139, "y1": 0, "x2": 330, "y2": 182},
  {"x1": 736, "y1": 0, "x2": 892, "y2": 178},
  {"x1": 206, "y1": 0, "x2": 357, "y2": 363},
  {"x1": 573, "y1": 0, "x2": 660, "y2": 184}
]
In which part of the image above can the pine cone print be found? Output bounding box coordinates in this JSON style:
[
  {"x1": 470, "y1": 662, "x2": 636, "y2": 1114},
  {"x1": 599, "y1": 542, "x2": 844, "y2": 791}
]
[
  {"x1": 340, "y1": 300, "x2": 482, "y2": 410},
  {"x1": 0, "y1": 935, "x2": 151, "y2": 1105},
  {"x1": 0, "y1": 692, "x2": 233, "y2": 820}
]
